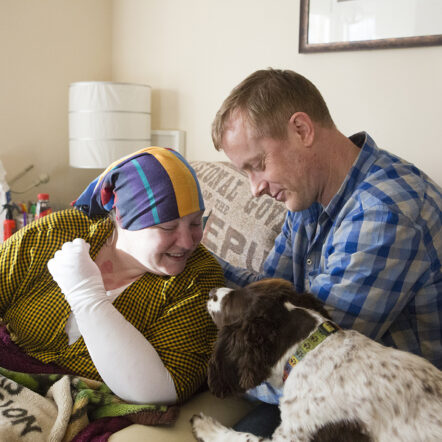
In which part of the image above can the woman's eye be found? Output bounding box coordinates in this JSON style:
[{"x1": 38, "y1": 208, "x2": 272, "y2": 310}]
[{"x1": 158, "y1": 225, "x2": 177, "y2": 231}]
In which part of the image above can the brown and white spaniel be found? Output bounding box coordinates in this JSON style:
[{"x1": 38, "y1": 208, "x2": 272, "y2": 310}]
[{"x1": 191, "y1": 278, "x2": 442, "y2": 442}]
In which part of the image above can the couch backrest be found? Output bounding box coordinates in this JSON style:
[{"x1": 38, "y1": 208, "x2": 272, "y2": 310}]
[{"x1": 191, "y1": 161, "x2": 287, "y2": 273}]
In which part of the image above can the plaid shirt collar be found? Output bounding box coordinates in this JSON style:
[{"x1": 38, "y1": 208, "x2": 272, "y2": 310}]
[
  {"x1": 299, "y1": 132, "x2": 379, "y2": 227},
  {"x1": 326, "y1": 132, "x2": 379, "y2": 220}
]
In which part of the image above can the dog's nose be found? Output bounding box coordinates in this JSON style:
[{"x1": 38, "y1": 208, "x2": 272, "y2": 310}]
[{"x1": 208, "y1": 288, "x2": 218, "y2": 302}]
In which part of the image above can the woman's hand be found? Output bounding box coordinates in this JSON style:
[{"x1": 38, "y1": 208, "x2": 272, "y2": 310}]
[
  {"x1": 48, "y1": 238, "x2": 177, "y2": 403},
  {"x1": 47, "y1": 238, "x2": 106, "y2": 313}
]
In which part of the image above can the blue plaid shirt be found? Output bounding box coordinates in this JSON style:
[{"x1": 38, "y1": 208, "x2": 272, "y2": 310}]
[{"x1": 221, "y1": 132, "x2": 442, "y2": 403}]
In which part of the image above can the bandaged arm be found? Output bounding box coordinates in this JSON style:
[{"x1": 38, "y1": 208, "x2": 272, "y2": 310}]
[{"x1": 47, "y1": 238, "x2": 177, "y2": 404}]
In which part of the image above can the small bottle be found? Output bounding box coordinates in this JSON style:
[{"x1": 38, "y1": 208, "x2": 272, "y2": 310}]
[
  {"x1": 35, "y1": 193, "x2": 52, "y2": 219},
  {"x1": 2, "y1": 204, "x2": 16, "y2": 241}
]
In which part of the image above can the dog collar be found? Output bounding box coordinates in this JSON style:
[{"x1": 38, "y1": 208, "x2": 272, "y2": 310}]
[{"x1": 282, "y1": 321, "x2": 340, "y2": 382}]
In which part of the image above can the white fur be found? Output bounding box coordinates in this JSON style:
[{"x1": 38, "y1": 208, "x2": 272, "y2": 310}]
[
  {"x1": 191, "y1": 414, "x2": 256, "y2": 442},
  {"x1": 276, "y1": 331, "x2": 442, "y2": 441},
  {"x1": 207, "y1": 287, "x2": 232, "y2": 314},
  {"x1": 194, "y1": 288, "x2": 442, "y2": 441}
]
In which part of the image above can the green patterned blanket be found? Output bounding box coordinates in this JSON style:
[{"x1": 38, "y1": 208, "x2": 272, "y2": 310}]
[{"x1": 0, "y1": 367, "x2": 179, "y2": 441}]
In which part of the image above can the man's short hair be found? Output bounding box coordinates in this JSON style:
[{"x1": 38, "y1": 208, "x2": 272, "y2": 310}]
[{"x1": 212, "y1": 68, "x2": 335, "y2": 151}]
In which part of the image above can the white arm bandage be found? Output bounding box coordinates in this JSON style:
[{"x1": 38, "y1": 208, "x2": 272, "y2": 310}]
[{"x1": 47, "y1": 238, "x2": 177, "y2": 404}]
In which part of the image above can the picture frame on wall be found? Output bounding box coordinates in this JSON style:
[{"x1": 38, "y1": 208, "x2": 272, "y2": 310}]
[{"x1": 299, "y1": 0, "x2": 442, "y2": 53}]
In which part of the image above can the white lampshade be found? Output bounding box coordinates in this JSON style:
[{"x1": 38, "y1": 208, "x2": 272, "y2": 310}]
[{"x1": 69, "y1": 82, "x2": 151, "y2": 168}]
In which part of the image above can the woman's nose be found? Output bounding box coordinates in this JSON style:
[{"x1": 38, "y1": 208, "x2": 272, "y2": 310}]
[{"x1": 175, "y1": 226, "x2": 196, "y2": 249}]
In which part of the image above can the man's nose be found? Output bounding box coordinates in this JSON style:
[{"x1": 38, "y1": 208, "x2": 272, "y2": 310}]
[{"x1": 249, "y1": 174, "x2": 267, "y2": 197}]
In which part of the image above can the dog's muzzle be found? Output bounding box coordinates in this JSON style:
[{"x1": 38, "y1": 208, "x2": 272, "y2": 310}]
[{"x1": 207, "y1": 287, "x2": 232, "y2": 328}]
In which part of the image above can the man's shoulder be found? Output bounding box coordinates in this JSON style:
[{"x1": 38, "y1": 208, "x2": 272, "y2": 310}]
[{"x1": 352, "y1": 148, "x2": 441, "y2": 219}]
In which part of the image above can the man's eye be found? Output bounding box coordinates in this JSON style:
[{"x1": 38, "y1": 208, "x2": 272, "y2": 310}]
[
  {"x1": 259, "y1": 156, "x2": 266, "y2": 170},
  {"x1": 253, "y1": 156, "x2": 266, "y2": 171}
]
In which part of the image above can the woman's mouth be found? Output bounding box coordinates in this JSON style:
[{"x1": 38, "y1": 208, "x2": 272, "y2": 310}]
[{"x1": 166, "y1": 252, "x2": 187, "y2": 260}]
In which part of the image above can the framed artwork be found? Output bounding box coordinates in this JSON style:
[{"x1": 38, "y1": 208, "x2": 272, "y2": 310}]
[{"x1": 299, "y1": 0, "x2": 442, "y2": 53}]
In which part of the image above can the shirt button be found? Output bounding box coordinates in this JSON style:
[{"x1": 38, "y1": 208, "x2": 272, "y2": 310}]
[{"x1": 306, "y1": 258, "x2": 312, "y2": 266}]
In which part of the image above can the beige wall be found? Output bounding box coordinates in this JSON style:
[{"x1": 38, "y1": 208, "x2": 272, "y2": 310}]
[
  {"x1": 0, "y1": 0, "x2": 112, "y2": 209},
  {"x1": 112, "y1": 0, "x2": 442, "y2": 186},
  {"x1": 1, "y1": 0, "x2": 441, "y2": 213}
]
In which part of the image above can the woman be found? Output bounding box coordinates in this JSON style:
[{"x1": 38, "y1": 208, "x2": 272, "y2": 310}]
[{"x1": 0, "y1": 147, "x2": 224, "y2": 404}]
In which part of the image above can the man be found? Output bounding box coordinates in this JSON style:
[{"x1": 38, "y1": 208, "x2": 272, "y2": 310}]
[{"x1": 211, "y1": 68, "x2": 442, "y2": 436}]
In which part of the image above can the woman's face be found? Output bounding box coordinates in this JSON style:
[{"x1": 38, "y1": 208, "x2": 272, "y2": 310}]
[{"x1": 115, "y1": 210, "x2": 204, "y2": 276}]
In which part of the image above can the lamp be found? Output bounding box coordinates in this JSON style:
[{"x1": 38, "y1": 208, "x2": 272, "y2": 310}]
[{"x1": 69, "y1": 81, "x2": 151, "y2": 168}]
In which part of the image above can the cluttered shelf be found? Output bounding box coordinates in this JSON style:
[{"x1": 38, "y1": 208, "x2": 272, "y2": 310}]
[
  {"x1": 1, "y1": 160, "x2": 53, "y2": 243},
  {"x1": 3, "y1": 195, "x2": 52, "y2": 240}
]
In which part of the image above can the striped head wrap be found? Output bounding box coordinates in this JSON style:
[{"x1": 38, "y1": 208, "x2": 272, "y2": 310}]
[{"x1": 73, "y1": 147, "x2": 204, "y2": 230}]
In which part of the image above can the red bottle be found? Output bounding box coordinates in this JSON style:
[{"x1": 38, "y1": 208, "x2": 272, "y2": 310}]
[
  {"x1": 2, "y1": 204, "x2": 16, "y2": 241},
  {"x1": 35, "y1": 193, "x2": 52, "y2": 219}
]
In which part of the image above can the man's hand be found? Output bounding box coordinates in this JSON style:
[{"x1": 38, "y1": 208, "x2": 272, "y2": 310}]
[{"x1": 47, "y1": 238, "x2": 106, "y2": 312}]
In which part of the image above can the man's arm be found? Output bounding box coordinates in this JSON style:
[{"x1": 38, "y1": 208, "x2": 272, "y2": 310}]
[
  {"x1": 214, "y1": 254, "x2": 261, "y2": 288},
  {"x1": 214, "y1": 212, "x2": 295, "y2": 288},
  {"x1": 310, "y1": 205, "x2": 440, "y2": 365}
]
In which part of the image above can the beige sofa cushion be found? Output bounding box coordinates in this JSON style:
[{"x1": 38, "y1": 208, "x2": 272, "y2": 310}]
[
  {"x1": 191, "y1": 161, "x2": 287, "y2": 272},
  {"x1": 109, "y1": 390, "x2": 256, "y2": 442}
]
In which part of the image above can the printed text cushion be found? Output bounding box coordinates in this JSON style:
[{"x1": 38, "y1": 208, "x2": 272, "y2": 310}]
[{"x1": 191, "y1": 161, "x2": 286, "y2": 272}]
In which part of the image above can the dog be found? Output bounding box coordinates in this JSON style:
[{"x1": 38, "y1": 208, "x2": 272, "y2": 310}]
[{"x1": 191, "y1": 278, "x2": 442, "y2": 442}]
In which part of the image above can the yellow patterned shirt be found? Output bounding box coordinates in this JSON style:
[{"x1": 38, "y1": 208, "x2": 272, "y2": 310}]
[{"x1": 0, "y1": 209, "x2": 224, "y2": 402}]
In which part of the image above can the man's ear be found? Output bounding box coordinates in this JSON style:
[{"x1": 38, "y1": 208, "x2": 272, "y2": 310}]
[{"x1": 289, "y1": 112, "x2": 314, "y2": 147}]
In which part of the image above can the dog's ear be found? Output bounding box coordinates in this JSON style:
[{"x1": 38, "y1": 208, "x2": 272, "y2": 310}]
[
  {"x1": 292, "y1": 292, "x2": 331, "y2": 319},
  {"x1": 207, "y1": 324, "x2": 245, "y2": 398},
  {"x1": 237, "y1": 316, "x2": 279, "y2": 391}
]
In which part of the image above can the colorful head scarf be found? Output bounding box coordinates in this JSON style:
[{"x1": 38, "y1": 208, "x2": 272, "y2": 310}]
[{"x1": 73, "y1": 147, "x2": 204, "y2": 230}]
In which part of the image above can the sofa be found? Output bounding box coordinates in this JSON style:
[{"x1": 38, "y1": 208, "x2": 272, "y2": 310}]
[{"x1": 110, "y1": 160, "x2": 287, "y2": 441}]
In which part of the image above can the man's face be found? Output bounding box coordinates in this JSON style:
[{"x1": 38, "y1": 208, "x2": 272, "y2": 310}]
[{"x1": 221, "y1": 112, "x2": 318, "y2": 212}]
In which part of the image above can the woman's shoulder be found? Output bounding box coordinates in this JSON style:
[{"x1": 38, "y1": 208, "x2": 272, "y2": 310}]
[
  {"x1": 187, "y1": 244, "x2": 223, "y2": 273},
  {"x1": 183, "y1": 244, "x2": 225, "y2": 286},
  {"x1": 14, "y1": 208, "x2": 111, "y2": 243}
]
